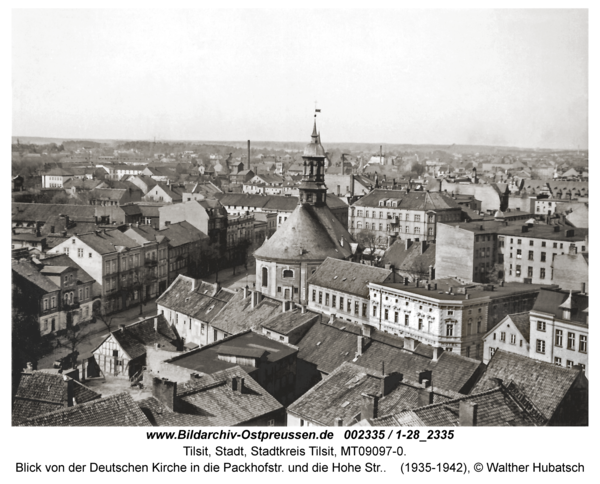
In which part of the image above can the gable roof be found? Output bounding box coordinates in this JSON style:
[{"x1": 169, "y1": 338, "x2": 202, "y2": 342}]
[
  {"x1": 13, "y1": 372, "x2": 102, "y2": 424},
  {"x1": 12, "y1": 203, "x2": 96, "y2": 223},
  {"x1": 208, "y1": 290, "x2": 282, "y2": 335},
  {"x1": 74, "y1": 229, "x2": 141, "y2": 255},
  {"x1": 380, "y1": 240, "x2": 436, "y2": 274},
  {"x1": 296, "y1": 317, "x2": 483, "y2": 393},
  {"x1": 17, "y1": 392, "x2": 150, "y2": 426},
  {"x1": 485, "y1": 312, "x2": 531, "y2": 343},
  {"x1": 308, "y1": 258, "x2": 392, "y2": 298},
  {"x1": 40, "y1": 253, "x2": 95, "y2": 284},
  {"x1": 287, "y1": 361, "x2": 457, "y2": 426},
  {"x1": 156, "y1": 276, "x2": 236, "y2": 324},
  {"x1": 352, "y1": 189, "x2": 460, "y2": 211},
  {"x1": 471, "y1": 350, "x2": 583, "y2": 421},
  {"x1": 531, "y1": 288, "x2": 588, "y2": 324},
  {"x1": 12, "y1": 260, "x2": 60, "y2": 293},
  {"x1": 97, "y1": 314, "x2": 180, "y2": 360},
  {"x1": 138, "y1": 366, "x2": 282, "y2": 426},
  {"x1": 376, "y1": 384, "x2": 541, "y2": 427}
]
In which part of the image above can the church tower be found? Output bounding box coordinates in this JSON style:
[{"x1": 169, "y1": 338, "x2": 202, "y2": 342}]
[{"x1": 253, "y1": 117, "x2": 358, "y2": 305}]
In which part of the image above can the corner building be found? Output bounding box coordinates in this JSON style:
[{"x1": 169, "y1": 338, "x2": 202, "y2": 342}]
[{"x1": 254, "y1": 119, "x2": 358, "y2": 304}]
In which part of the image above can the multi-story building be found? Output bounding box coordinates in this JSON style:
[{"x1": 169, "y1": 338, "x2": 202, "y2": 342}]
[
  {"x1": 307, "y1": 258, "x2": 393, "y2": 326},
  {"x1": 436, "y1": 217, "x2": 588, "y2": 284},
  {"x1": 47, "y1": 229, "x2": 146, "y2": 314},
  {"x1": 41, "y1": 167, "x2": 73, "y2": 188},
  {"x1": 12, "y1": 258, "x2": 95, "y2": 336},
  {"x1": 349, "y1": 189, "x2": 462, "y2": 247},
  {"x1": 529, "y1": 288, "x2": 588, "y2": 374},
  {"x1": 481, "y1": 312, "x2": 530, "y2": 364},
  {"x1": 367, "y1": 278, "x2": 551, "y2": 360}
]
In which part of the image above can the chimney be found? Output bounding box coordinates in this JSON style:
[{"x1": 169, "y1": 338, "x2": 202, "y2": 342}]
[
  {"x1": 404, "y1": 337, "x2": 416, "y2": 352},
  {"x1": 362, "y1": 325, "x2": 373, "y2": 338},
  {"x1": 420, "y1": 240, "x2": 427, "y2": 255},
  {"x1": 334, "y1": 417, "x2": 344, "y2": 427},
  {"x1": 243, "y1": 285, "x2": 249, "y2": 299},
  {"x1": 154, "y1": 317, "x2": 158, "y2": 332},
  {"x1": 417, "y1": 382, "x2": 434, "y2": 407},
  {"x1": 65, "y1": 376, "x2": 75, "y2": 407},
  {"x1": 405, "y1": 239, "x2": 413, "y2": 251},
  {"x1": 301, "y1": 305, "x2": 307, "y2": 314},
  {"x1": 459, "y1": 401, "x2": 478, "y2": 427},
  {"x1": 329, "y1": 313, "x2": 335, "y2": 324},
  {"x1": 384, "y1": 262, "x2": 391, "y2": 270},
  {"x1": 152, "y1": 377, "x2": 178, "y2": 411},
  {"x1": 432, "y1": 346, "x2": 443, "y2": 361},
  {"x1": 232, "y1": 376, "x2": 245, "y2": 394},
  {"x1": 360, "y1": 393, "x2": 379, "y2": 421},
  {"x1": 580, "y1": 282, "x2": 586, "y2": 294},
  {"x1": 429, "y1": 265, "x2": 435, "y2": 281},
  {"x1": 281, "y1": 300, "x2": 288, "y2": 313},
  {"x1": 357, "y1": 335, "x2": 365, "y2": 356},
  {"x1": 119, "y1": 324, "x2": 125, "y2": 332},
  {"x1": 26, "y1": 362, "x2": 33, "y2": 372},
  {"x1": 247, "y1": 140, "x2": 251, "y2": 172}
]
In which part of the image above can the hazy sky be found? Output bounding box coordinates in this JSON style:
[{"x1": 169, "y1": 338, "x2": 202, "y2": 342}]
[{"x1": 12, "y1": 9, "x2": 588, "y2": 149}]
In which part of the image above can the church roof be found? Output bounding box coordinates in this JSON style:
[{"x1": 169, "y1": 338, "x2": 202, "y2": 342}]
[
  {"x1": 254, "y1": 202, "x2": 354, "y2": 262},
  {"x1": 303, "y1": 118, "x2": 326, "y2": 158}
]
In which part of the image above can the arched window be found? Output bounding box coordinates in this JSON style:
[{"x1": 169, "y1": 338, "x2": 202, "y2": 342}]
[
  {"x1": 283, "y1": 269, "x2": 293, "y2": 278},
  {"x1": 262, "y1": 267, "x2": 268, "y2": 287}
]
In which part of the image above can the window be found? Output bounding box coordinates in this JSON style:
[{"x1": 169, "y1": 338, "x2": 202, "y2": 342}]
[
  {"x1": 448, "y1": 310, "x2": 454, "y2": 316},
  {"x1": 566, "y1": 360, "x2": 574, "y2": 369},
  {"x1": 510, "y1": 334, "x2": 516, "y2": 345},
  {"x1": 318, "y1": 292, "x2": 322, "y2": 304},
  {"x1": 536, "y1": 339, "x2": 546, "y2": 354},
  {"x1": 418, "y1": 319, "x2": 423, "y2": 330},
  {"x1": 373, "y1": 305, "x2": 377, "y2": 317},
  {"x1": 555, "y1": 329, "x2": 563, "y2": 347},
  {"x1": 428, "y1": 227, "x2": 434, "y2": 236},
  {"x1": 325, "y1": 293, "x2": 329, "y2": 306},
  {"x1": 405, "y1": 314, "x2": 409, "y2": 326},
  {"x1": 515, "y1": 265, "x2": 521, "y2": 276},
  {"x1": 43, "y1": 299, "x2": 48, "y2": 310},
  {"x1": 354, "y1": 301, "x2": 359, "y2": 315},
  {"x1": 529, "y1": 240, "x2": 534, "y2": 246},
  {"x1": 500, "y1": 332, "x2": 506, "y2": 342},
  {"x1": 446, "y1": 324, "x2": 454, "y2": 336},
  {"x1": 283, "y1": 269, "x2": 293, "y2": 278},
  {"x1": 363, "y1": 303, "x2": 368, "y2": 317},
  {"x1": 477, "y1": 321, "x2": 481, "y2": 333},
  {"x1": 527, "y1": 267, "x2": 533, "y2": 278},
  {"x1": 379, "y1": 223, "x2": 383, "y2": 231},
  {"x1": 384, "y1": 309, "x2": 389, "y2": 320},
  {"x1": 414, "y1": 227, "x2": 420, "y2": 234},
  {"x1": 414, "y1": 215, "x2": 421, "y2": 222},
  {"x1": 347, "y1": 300, "x2": 351, "y2": 312},
  {"x1": 579, "y1": 335, "x2": 587, "y2": 353},
  {"x1": 77, "y1": 248, "x2": 83, "y2": 258},
  {"x1": 528, "y1": 251, "x2": 534, "y2": 260},
  {"x1": 312, "y1": 290, "x2": 316, "y2": 302},
  {"x1": 541, "y1": 241, "x2": 546, "y2": 247},
  {"x1": 567, "y1": 332, "x2": 575, "y2": 350},
  {"x1": 553, "y1": 242, "x2": 557, "y2": 248},
  {"x1": 490, "y1": 347, "x2": 496, "y2": 358},
  {"x1": 332, "y1": 295, "x2": 336, "y2": 307},
  {"x1": 540, "y1": 268, "x2": 546, "y2": 279},
  {"x1": 64, "y1": 247, "x2": 69, "y2": 255},
  {"x1": 517, "y1": 239, "x2": 521, "y2": 245},
  {"x1": 554, "y1": 357, "x2": 562, "y2": 366},
  {"x1": 536, "y1": 320, "x2": 546, "y2": 332},
  {"x1": 394, "y1": 311, "x2": 398, "y2": 323},
  {"x1": 541, "y1": 252, "x2": 546, "y2": 262},
  {"x1": 339, "y1": 297, "x2": 344, "y2": 310},
  {"x1": 493, "y1": 333, "x2": 496, "y2": 340},
  {"x1": 516, "y1": 249, "x2": 522, "y2": 259}
]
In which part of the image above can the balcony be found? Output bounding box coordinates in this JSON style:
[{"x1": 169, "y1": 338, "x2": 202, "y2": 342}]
[{"x1": 145, "y1": 258, "x2": 158, "y2": 267}]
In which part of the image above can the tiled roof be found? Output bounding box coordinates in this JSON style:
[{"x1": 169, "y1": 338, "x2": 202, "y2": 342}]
[
  {"x1": 156, "y1": 276, "x2": 236, "y2": 324},
  {"x1": 17, "y1": 392, "x2": 150, "y2": 426},
  {"x1": 165, "y1": 330, "x2": 297, "y2": 375},
  {"x1": 89, "y1": 188, "x2": 130, "y2": 201},
  {"x1": 261, "y1": 308, "x2": 320, "y2": 335},
  {"x1": 381, "y1": 385, "x2": 541, "y2": 427},
  {"x1": 296, "y1": 318, "x2": 483, "y2": 393},
  {"x1": 308, "y1": 258, "x2": 392, "y2": 298},
  {"x1": 44, "y1": 167, "x2": 73, "y2": 176},
  {"x1": 380, "y1": 240, "x2": 436, "y2": 275},
  {"x1": 40, "y1": 254, "x2": 95, "y2": 284},
  {"x1": 506, "y1": 312, "x2": 531, "y2": 343},
  {"x1": 12, "y1": 260, "x2": 60, "y2": 293},
  {"x1": 12, "y1": 203, "x2": 96, "y2": 222},
  {"x1": 101, "y1": 314, "x2": 180, "y2": 360},
  {"x1": 13, "y1": 372, "x2": 102, "y2": 424},
  {"x1": 532, "y1": 288, "x2": 588, "y2": 324},
  {"x1": 138, "y1": 367, "x2": 283, "y2": 426},
  {"x1": 215, "y1": 193, "x2": 345, "y2": 212},
  {"x1": 254, "y1": 203, "x2": 354, "y2": 262},
  {"x1": 76, "y1": 229, "x2": 141, "y2": 255},
  {"x1": 352, "y1": 189, "x2": 460, "y2": 210},
  {"x1": 287, "y1": 361, "x2": 457, "y2": 426},
  {"x1": 208, "y1": 291, "x2": 282, "y2": 334},
  {"x1": 471, "y1": 350, "x2": 582, "y2": 420}
]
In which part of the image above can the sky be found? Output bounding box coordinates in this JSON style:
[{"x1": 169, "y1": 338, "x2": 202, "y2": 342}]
[{"x1": 12, "y1": 9, "x2": 588, "y2": 149}]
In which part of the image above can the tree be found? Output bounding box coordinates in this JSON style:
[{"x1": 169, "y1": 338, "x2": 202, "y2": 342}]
[
  {"x1": 411, "y1": 161, "x2": 426, "y2": 177},
  {"x1": 355, "y1": 228, "x2": 382, "y2": 259},
  {"x1": 401, "y1": 259, "x2": 431, "y2": 283},
  {"x1": 59, "y1": 325, "x2": 88, "y2": 363}
]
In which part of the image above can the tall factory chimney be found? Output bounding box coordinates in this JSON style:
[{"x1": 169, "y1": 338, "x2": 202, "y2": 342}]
[{"x1": 247, "y1": 140, "x2": 251, "y2": 172}]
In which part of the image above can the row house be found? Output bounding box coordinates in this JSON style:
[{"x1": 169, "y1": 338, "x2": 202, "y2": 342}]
[
  {"x1": 307, "y1": 258, "x2": 393, "y2": 326},
  {"x1": 226, "y1": 214, "x2": 255, "y2": 257},
  {"x1": 88, "y1": 187, "x2": 142, "y2": 206},
  {"x1": 47, "y1": 229, "x2": 146, "y2": 314},
  {"x1": 367, "y1": 278, "x2": 550, "y2": 360},
  {"x1": 349, "y1": 189, "x2": 462, "y2": 247},
  {"x1": 12, "y1": 258, "x2": 95, "y2": 336}
]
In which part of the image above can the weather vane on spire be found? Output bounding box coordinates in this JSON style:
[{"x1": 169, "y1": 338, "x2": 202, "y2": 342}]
[{"x1": 314, "y1": 100, "x2": 321, "y2": 116}]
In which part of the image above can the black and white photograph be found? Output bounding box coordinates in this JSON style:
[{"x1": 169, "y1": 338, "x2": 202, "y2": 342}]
[{"x1": 8, "y1": 4, "x2": 593, "y2": 481}]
